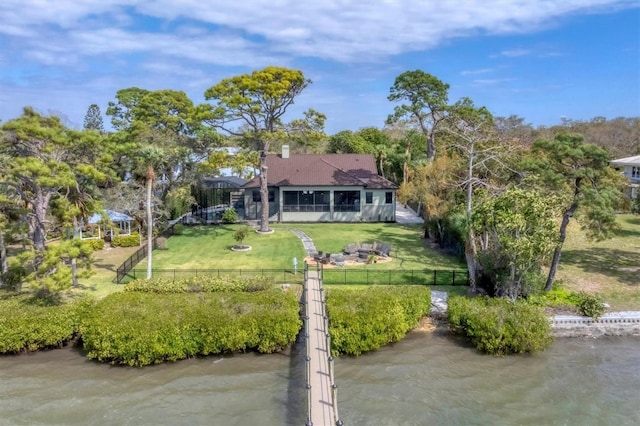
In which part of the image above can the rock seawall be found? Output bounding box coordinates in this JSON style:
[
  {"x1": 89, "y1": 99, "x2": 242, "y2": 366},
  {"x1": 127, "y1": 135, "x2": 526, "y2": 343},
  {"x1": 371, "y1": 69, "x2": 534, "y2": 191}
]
[{"x1": 551, "y1": 312, "x2": 640, "y2": 338}]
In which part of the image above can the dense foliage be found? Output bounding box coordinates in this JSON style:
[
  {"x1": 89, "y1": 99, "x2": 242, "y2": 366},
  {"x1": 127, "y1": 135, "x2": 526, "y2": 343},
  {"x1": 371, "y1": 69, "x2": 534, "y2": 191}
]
[
  {"x1": 0, "y1": 294, "x2": 88, "y2": 353},
  {"x1": 448, "y1": 295, "x2": 553, "y2": 356},
  {"x1": 123, "y1": 275, "x2": 274, "y2": 293},
  {"x1": 83, "y1": 239, "x2": 105, "y2": 251},
  {"x1": 327, "y1": 286, "x2": 431, "y2": 356},
  {"x1": 80, "y1": 290, "x2": 301, "y2": 366},
  {"x1": 111, "y1": 233, "x2": 140, "y2": 247}
]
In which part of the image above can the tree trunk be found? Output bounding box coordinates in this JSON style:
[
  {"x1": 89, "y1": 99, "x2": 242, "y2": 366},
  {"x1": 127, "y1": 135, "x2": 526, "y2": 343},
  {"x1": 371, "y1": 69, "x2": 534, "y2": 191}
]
[
  {"x1": 465, "y1": 229, "x2": 478, "y2": 291},
  {"x1": 0, "y1": 231, "x2": 6, "y2": 287},
  {"x1": 544, "y1": 203, "x2": 578, "y2": 292},
  {"x1": 146, "y1": 166, "x2": 154, "y2": 279},
  {"x1": 71, "y1": 257, "x2": 78, "y2": 288},
  {"x1": 259, "y1": 150, "x2": 270, "y2": 232},
  {"x1": 427, "y1": 131, "x2": 436, "y2": 161}
]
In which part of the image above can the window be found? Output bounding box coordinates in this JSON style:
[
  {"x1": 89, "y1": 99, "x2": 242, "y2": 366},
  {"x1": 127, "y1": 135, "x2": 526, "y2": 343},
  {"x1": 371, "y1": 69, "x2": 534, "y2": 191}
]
[
  {"x1": 385, "y1": 192, "x2": 393, "y2": 204},
  {"x1": 633, "y1": 166, "x2": 639, "y2": 179},
  {"x1": 334, "y1": 191, "x2": 360, "y2": 212},
  {"x1": 282, "y1": 190, "x2": 330, "y2": 212},
  {"x1": 252, "y1": 189, "x2": 274, "y2": 202},
  {"x1": 365, "y1": 191, "x2": 373, "y2": 204}
]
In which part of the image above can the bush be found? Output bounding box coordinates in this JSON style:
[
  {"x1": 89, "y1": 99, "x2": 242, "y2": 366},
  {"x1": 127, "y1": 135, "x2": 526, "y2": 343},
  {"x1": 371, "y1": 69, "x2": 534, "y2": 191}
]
[
  {"x1": 527, "y1": 285, "x2": 581, "y2": 309},
  {"x1": 111, "y1": 233, "x2": 140, "y2": 247},
  {"x1": 1, "y1": 264, "x2": 27, "y2": 291},
  {"x1": 327, "y1": 286, "x2": 431, "y2": 356},
  {"x1": 222, "y1": 208, "x2": 238, "y2": 224},
  {"x1": 123, "y1": 275, "x2": 274, "y2": 293},
  {"x1": 80, "y1": 290, "x2": 301, "y2": 366},
  {"x1": 172, "y1": 224, "x2": 185, "y2": 235},
  {"x1": 155, "y1": 237, "x2": 168, "y2": 250},
  {"x1": 233, "y1": 226, "x2": 250, "y2": 246},
  {"x1": 82, "y1": 239, "x2": 105, "y2": 251},
  {"x1": 0, "y1": 294, "x2": 88, "y2": 353},
  {"x1": 448, "y1": 296, "x2": 553, "y2": 356},
  {"x1": 577, "y1": 292, "x2": 606, "y2": 320}
]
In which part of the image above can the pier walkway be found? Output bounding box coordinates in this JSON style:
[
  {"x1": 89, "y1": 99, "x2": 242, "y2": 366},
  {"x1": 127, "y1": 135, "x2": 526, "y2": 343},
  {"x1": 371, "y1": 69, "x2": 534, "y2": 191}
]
[{"x1": 303, "y1": 264, "x2": 342, "y2": 426}]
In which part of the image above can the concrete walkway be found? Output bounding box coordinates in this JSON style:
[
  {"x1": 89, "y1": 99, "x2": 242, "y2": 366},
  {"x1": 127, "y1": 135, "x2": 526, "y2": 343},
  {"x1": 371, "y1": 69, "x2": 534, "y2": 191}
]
[{"x1": 396, "y1": 204, "x2": 424, "y2": 224}]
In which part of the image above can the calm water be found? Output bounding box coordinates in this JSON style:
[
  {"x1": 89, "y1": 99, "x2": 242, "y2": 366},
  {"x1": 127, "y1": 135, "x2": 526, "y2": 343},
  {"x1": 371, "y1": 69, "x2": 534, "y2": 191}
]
[{"x1": 0, "y1": 332, "x2": 638, "y2": 426}]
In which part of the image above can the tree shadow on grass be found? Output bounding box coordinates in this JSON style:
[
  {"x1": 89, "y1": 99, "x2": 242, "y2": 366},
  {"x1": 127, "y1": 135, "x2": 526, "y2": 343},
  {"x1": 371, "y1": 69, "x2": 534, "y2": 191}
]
[{"x1": 561, "y1": 248, "x2": 640, "y2": 286}]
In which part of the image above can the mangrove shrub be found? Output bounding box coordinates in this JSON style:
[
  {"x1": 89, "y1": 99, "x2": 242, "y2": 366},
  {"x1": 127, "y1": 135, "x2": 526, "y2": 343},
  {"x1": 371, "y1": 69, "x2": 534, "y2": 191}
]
[
  {"x1": 80, "y1": 290, "x2": 301, "y2": 366},
  {"x1": 448, "y1": 295, "x2": 553, "y2": 356},
  {"x1": 327, "y1": 286, "x2": 431, "y2": 356}
]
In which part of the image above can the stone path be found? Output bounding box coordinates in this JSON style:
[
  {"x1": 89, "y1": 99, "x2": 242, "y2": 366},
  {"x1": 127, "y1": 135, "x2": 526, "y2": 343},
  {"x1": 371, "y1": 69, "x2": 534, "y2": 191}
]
[{"x1": 288, "y1": 228, "x2": 319, "y2": 257}]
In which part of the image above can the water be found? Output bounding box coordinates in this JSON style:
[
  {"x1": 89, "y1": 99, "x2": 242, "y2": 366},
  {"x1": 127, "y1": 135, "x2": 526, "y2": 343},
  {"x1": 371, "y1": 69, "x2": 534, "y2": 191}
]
[{"x1": 1, "y1": 332, "x2": 638, "y2": 426}]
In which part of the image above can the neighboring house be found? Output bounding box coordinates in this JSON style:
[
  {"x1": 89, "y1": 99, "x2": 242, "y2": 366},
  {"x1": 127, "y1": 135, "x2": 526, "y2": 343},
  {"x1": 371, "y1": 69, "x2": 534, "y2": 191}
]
[
  {"x1": 242, "y1": 146, "x2": 397, "y2": 222},
  {"x1": 610, "y1": 155, "x2": 640, "y2": 199}
]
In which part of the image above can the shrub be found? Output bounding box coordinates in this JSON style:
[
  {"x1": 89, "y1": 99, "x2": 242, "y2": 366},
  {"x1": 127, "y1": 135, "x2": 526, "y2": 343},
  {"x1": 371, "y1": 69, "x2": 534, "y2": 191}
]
[
  {"x1": 327, "y1": 286, "x2": 431, "y2": 356},
  {"x1": 448, "y1": 295, "x2": 553, "y2": 356},
  {"x1": 1, "y1": 264, "x2": 27, "y2": 291},
  {"x1": 80, "y1": 290, "x2": 300, "y2": 366},
  {"x1": 123, "y1": 275, "x2": 274, "y2": 294},
  {"x1": 577, "y1": 292, "x2": 606, "y2": 320},
  {"x1": 0, "y1": 294, "x2": 88, "y2": 353},
  {"x1": 155, "y1": 237, "x2": 168, "y2": 250},
  {"x1": 233, "y1": 226, "x2": 250, "y2": 246},
  {"x1": 172, "y1": 224, "x2": 185, "y2": 235},
  {"x1": 111, "y1": 233, "x2": 140, "y2": 247},
  {"x1": 527, "y1": 285, "x2": 581, "y2": 309},
  {"x1": 222, "y1": 208, "x2": 238, "y2": 224},
  {"x1": 82, "y1": 239, "x2": 105, "y2": 251}
]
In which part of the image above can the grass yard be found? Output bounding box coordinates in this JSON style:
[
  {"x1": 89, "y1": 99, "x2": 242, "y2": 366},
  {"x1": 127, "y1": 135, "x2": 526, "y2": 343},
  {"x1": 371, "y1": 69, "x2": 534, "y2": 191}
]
[
  {"x1": 276, "y1": 223, "x2": 464, "y2": 270},
  {"x1": 556, "y1": 214, "x2": 640, "y2": 310},
  {"x1": 73, "y1": 245, "x2": 141, "y2": 298},
  {"x1": 151, "y1": 225, "x2": 307, "y2": 270}
]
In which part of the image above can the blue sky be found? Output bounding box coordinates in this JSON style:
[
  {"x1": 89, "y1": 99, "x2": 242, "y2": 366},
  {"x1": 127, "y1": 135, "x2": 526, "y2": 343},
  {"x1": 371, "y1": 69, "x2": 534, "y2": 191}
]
[{"x1": 0, "y1": 0, "x2": 638, "y2": 134}]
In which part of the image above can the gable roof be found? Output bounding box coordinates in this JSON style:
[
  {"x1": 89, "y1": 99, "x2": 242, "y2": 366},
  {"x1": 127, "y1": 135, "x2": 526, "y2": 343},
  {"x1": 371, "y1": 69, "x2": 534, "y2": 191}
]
[
  {"x1": 610, "y1": 155, "x2": 640, "y2": 166},
  {"x1": 88, "y1": 210, "x2": 133, "y2": 224},
  {"x1": 243, "y1": 153, "x2": 396, "y2": 189}
]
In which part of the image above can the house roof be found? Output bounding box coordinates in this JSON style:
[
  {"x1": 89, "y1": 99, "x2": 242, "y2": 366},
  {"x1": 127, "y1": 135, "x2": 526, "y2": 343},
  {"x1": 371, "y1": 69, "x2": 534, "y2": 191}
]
[
  {"x1": 610, "y1": 155, "x2": 640, "y2": 166},
  {"x1": 88, "y1": 210, "x2": 133, "y2": 224},
  {"x1": 243, "y1": 153, "x2": 397, "y2": 189},
  {"x1": 201, "y1": 176, "x2": 248, "y2": 188}
]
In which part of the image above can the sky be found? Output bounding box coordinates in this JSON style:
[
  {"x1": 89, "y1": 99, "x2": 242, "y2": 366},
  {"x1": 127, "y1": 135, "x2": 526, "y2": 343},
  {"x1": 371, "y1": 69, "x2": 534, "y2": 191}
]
[{"x1": 0, "y1": 0, "x2": 639, "y2": 135}]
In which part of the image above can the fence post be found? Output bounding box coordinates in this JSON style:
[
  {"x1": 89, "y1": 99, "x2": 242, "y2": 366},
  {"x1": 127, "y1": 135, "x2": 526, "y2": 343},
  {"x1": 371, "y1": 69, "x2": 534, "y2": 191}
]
[{"x1": 452, "y1": 270, "x2": 456, "y2": 286}]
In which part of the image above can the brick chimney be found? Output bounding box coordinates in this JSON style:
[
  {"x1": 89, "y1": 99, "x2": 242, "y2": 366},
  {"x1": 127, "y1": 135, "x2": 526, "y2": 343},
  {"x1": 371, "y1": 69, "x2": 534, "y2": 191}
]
[{"x1": 282, "y1": 144, "x2": 290, "y2": 159}]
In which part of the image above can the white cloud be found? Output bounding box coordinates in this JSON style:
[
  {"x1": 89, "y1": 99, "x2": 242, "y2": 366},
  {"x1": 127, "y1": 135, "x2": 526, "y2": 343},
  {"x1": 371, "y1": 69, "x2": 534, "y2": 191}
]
[{"x1": 500, "y1": 48, "x2": 532, "y2": 57}]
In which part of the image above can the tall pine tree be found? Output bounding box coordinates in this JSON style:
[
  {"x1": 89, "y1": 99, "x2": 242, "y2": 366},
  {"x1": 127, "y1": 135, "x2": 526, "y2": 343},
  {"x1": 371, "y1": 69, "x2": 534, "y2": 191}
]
[{"x1": 83, "y1": 104, "x2": 105, "y2": 132}]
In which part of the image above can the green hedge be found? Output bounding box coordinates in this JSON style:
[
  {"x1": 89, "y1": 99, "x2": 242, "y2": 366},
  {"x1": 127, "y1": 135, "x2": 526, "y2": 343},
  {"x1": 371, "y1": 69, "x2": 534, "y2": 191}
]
[
  {"x1": 80, "y1": 290, "x2": 301, "y2": 366},
  {"x1": 448, "y1": 296, "x2": 553, "y2": 356},
  {"x1": 327, "y1": 286, "x2": 431, "y2": 356},
  {"x1": 82, "y1": 239, "x2": 105, "y2": 251},
  {"x1": 123, "y1": 275, "x2": 274, "y2": 293},
  {"x1": 0, "y1": 295, "x2": 91, "y2": 353},
  {"x1": 111, "y1": 233, "x2": 140, "y2": 247}
]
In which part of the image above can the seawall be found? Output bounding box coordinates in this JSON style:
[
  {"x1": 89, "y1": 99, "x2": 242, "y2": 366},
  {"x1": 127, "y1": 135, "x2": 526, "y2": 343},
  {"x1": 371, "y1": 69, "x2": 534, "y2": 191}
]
[{"x1": 551, "y1": 312, "x2": 640, "y2": 338}]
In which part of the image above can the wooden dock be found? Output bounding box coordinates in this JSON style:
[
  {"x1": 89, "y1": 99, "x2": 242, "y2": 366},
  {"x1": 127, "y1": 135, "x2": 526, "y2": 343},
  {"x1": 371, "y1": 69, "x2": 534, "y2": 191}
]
[{"x1": 304, "y1": 265, "x2": 341, "y2": 426}]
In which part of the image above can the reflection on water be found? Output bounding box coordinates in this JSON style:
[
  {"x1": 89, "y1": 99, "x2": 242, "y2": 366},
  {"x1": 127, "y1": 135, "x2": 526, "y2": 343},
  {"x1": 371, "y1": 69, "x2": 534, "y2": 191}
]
[{"x1": 0, "y1": 332, "x2": 638, "y2": 425}]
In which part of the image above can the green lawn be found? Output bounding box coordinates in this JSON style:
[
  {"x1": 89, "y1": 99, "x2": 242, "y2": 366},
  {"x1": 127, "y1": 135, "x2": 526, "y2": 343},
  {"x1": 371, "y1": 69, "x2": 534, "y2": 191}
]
[
  {"x1": 275, "y1": 223, "x2": 464, "y2": 270},
  {"x1": 151, "y1": 225, "x2": 307, "y2": 270},
  {"x1": 556, "y1": 214, "x2": 640, "y2": 310}
]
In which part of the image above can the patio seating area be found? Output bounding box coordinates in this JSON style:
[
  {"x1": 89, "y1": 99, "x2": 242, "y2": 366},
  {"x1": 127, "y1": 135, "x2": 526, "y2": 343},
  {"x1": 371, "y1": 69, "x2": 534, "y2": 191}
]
[{"x1": 312, "y1": 241, "x2": 393, "y2": 267}]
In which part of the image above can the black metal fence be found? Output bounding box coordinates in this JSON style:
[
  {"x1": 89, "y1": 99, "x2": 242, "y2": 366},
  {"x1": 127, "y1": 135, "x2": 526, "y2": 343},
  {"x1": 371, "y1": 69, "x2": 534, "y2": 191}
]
[
  {"x1": 321, "y1": 267, "x2": 469, "y2": 286},
  {"x1": 117, "y1": 265, "x2": 469, "y2": 287},
  {"x1": 119, "y1": 268, "x2": 303, "y2": 284},
  {"x1": 115, "y1": 239, "x2": 158, "y2": 283}
]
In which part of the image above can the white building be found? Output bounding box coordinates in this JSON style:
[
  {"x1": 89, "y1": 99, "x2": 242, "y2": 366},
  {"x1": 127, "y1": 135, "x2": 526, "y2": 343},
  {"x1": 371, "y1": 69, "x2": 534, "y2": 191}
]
[{"x1": 610, "y1": 155, "x2": 640, "y2": 199}]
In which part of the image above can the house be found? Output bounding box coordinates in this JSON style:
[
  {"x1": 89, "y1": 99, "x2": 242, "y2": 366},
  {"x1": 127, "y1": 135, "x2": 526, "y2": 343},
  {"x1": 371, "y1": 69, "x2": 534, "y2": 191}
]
[
  {"x1": 242, "y1": 146, "x2": 397, "y2": 222},
  {"x1": 610, "y1": 155, "x2": 640, "y2": 199}
]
